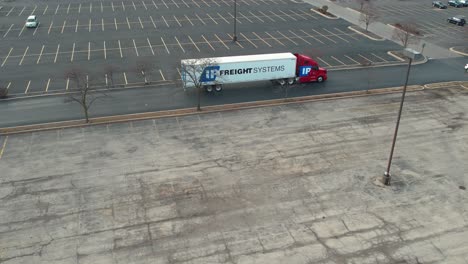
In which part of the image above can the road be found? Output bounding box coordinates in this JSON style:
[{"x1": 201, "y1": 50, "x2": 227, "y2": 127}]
[{"x1": 1, "y1": 57, "x2": 467, "y2": 128}]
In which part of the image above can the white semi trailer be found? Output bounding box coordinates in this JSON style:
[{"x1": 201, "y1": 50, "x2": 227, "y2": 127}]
[{"x1": 181, "y1": 52, "x2": 327, "y2": 92}]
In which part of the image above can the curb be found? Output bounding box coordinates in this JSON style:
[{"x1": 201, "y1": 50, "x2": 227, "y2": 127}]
[
  {"x1": 310, "y1": 8, "x2": 339, "y2": 19},
  {"x1": 348, "y1": 26, "x2": 386, "y2": 41},
  {"x1": 0, "y1": 84, "x2": 440, "y2": 135},
  {"x1": 449, "y1": 47, "x2": 468, "y2": 56}
]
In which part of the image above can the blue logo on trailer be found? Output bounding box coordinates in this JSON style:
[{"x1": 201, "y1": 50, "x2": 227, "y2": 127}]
[
  {"x1": 200, "y1": 66, "x2": 220, "y2": 82},
  {"x1": 299, "y1": 66, "x2": 312, "y2": 77}
]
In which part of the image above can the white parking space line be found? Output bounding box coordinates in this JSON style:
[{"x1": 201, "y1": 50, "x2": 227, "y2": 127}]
[
  {"x1": 252, "y1": 32, "x2": 271, "y2": 47},
  {"x1": 200, "y1": 0, "x2": 211, "y2": 7},
  {"x1": 122, "y1": 1, "x2": 126, "y2": 11},
  {"x1": 176, "y1": 67, "x2": 182, "y2": 79},
  {"x1": 114, "y1": 18, "x2": 118, "y2": 30},
  {"x1": 133, "y1": 39, "x2": 139, "y2": 56},
  {"x1": 258, "y1": 11, "x2": 275, "y2": 22},
  {"x1": 240, "y1": 33, "x2": 257, "y2": 48},
  {"x1": 71, "y1": 43, "x2": 75, "y2": 61},
  {"x1": 43, "y1": 5, "x2": 48, "y2": 15},
  {"x1": 171, "y1": 0, "x2": 179, "y2": 8},
  {"x1": 67, "y1": 3, "x2": 71, "y2": 14},
  {"x1": 294, "y1": 9, "x2": 318, "y2": 20},
  {"x1": 6, "y1": 82, "x2": 11, "y2": 90},
  {"x1": 118, "y1": 40, "x2": 123, "y2": 57},
  {"x1": 132, "y1": 1, "x2": 137, "y2": 10},
  {"x1": 238, "y1": 12, "x2": 253, "y2": 23},
  {"x1": 181, "y1": 0, "x2": 190, "y2": 7},
  {"x1": 195, "y1": 14, "x2": 206, "y2": 25},
  {"x1": 228, "y1": 12, "x2": 242, "y2": 24},
  {"x1": 228, "y1": 33, "x2": 244, "y2": 47},
  {"x1": 45, "y1": 78, "x2": 51, "y2": 92},
  {"x1": 19, "y1": 46, "x2": 29, "y2": 66},
  {"x1": 29, "y1": 5, "x2": 37, "y2": 15},
  {"x1": 322, "y1": 28, "x2": 349, "y2": 43},
  {"x1": 150, "y1": 16, "x2": 157, "y2": 28},
  {"x1": 269, "y1": 11, "x2": 286, "y2": 22},
  {"x1": 173, "y1": 15, "x2": 182, "y2": 27},
  {"x1": 277, "y1": 31, "x2": 297, "y2": 45},
  {"x1": 159, "y1": 70, "x2": 166, "y2": 81},
  {"x1": 88, "y1": 42, "x2": 91, "y2": 60},
  {"x1": 217, "y1": 13, "x2": 229, "y2": 24},
  {"x1": 174, "y1": 37, "x2": 185, "y2": 53},
  {"x1": 152, "y1": 0, "x2": 159, "y2": 9},
  {"x1": 334, "y1": 28, "x2": 358, "y2": 40},
  {"x1": 299, "y1": 29, "x2": 324, "y2": 44},
  {"x1": 123, "y1": 72, "x2": 128, "y2": 85},
  {"x1": 147, "y1": 38, "x2": 155, "y2": 55},
  {"x1": 111, "y1": 2, "x2": 115, "y2": 11},
  {"x1": 78, "y1": 3, "x2": 82, "y2": 13},
  {"x1": 18, "y1": 25, "x2": 26, "y2": 37},
  {"x1": 1, "y1": 48, "x2": 13, "y2": 67},
  {"x1": 240, "y1": 0, "x2": 250, "y2": 6},
  {"x1": 357, "y1": 54, "x2": 373, "y2": 63},
  {"x1": 161, "y1": 0, "x2": 169, "y2": 8},
  {"x1": 316, "y1": 57, "x2": 331, "y2": 67},
  {"x1": 161, "y1": 37, "x2": 170, "y2": 54},
  {"x1": 54, "y1": 5, "x2": 59, "y2": 15},
  {"x1": 184, "y1": 15, "x2": 194, "y2": 26},
  {"x1": 37, "y1": 45, "x2": 45, "y2": 64},
  {"x1": 212, "y1": 0, "x2": 221, "y2": 6},
  {"x1": 265, "y1": 32, "x2": 284, "y2": 46},
  {"x1": 310, "y1": 29, "x2": 336, "y2": 43},
  {"x1": 66, "y1": 78, "x2": 69, "y2": 90},
  {"x1": 25, "y1": 80, "x2": 31, "y2": 94},
  {"x1": 18, "y1": 6, "x2": 26, "y2": 16},
  {"x1": 188, "y1": 36, "x2": 200, "y2": 52},
  {"x1": 278, "y1": 10, "x2": 296, "y2": 21},
  {"x1": 288, "y1": 30, "x2": 311, "y2": 44},
  {"x1": 89, "y1": 19, "x2": 92, "y2": 32},
  {"x1": 3, "y1": 24, "x2": 14, "y2": 38},
  {"x1": 330, "y1": 56, "x2": 345, "y2": 65},
  {"x1": 371, "y1": 53, "x2": 388, "y2": 62},
  {"x1": 61, "y1": 20, "x2": 67, "y2": 34},
  {"x1": 32, "y1": 25, "x2": 39, "y2": 35},
  {"x1": 101, "y1": 2, "x2": 103, "y2": 12},
  {"x1": 75, "y1": 19, "x2": 79, "y2": 32},
  {"x1": 138, "y1": 17, "x2": 144, "y2": 28},
  {"x1": 214, "y1": 34, "x2": 229, "y2": 49},
  {"x1": 103, "y1": 41, "x2": 107, "y2": 59},
  {"x1": 54, "y1": 44, "x2": 60, "y2": 63},
  {"x1": 6, "y1": 7, "x2": 14, "y2": 16},
  {"x1": 48, "y1": 22, "x2": 53, "y2": 34},
  {"x1": 125, "y1": 17, "x2": 131, "y2": 29},
  {"x1": 344, "y1": 55, "x2": 360, "y2": 65},
  {"x1": 162, "y1": 16, "x2": 170, "y2": 27},
  {"x1": 102, "y1": 18, "x2": 105, "y2": 31},
  {"x1": 201, "y1": 34, "x2": 215, "y2": 50},
  {"x1": 249, "y1": 11, "x2": 264, "y2": 23},
  {"x1": 206, "y1": 14, "x2": 218, "y2": 24},
  {"x1": 191, "y1": 0, "x2": 201, "y2": 8}
]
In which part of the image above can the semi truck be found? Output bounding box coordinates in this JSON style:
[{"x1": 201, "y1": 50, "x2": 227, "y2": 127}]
[{"x1": 181, "y1": 52, "x2": 327, "y2": 92}]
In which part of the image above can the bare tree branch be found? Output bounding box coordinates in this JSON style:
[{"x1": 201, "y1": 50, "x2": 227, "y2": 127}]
[
  {"x1": 359, "y1": 2, "x2": 379, "y2": 31},
  {"x1": 392, "y1": 22, "x2": 421, "y2": 48}
]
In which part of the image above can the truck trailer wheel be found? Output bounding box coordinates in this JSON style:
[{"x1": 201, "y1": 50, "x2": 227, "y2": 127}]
[
  {"x1": 277, "y1": 79, "x2": 286, "y2": 86},
  {"x1": 205, "y1": 86, "x2": 214, "y2": 93},
  {"x1": 215, "y1": 84, "x2": 223, "y2": 92},
  {"x1": 317, "y1": 76, "x2": 324, "y2": 83},
  {"x1": 287, "y1": 78, "x2": 295, "y2": 85}
]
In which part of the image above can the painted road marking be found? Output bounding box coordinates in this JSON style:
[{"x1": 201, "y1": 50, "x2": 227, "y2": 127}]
[
  {"x1": 228, "y1": 12, "x2": 242, "y2": 24},
  {"x1": 89, "y1": 18, "x2": 92, "y2": 32},
  {"x1": 259, "y1": 11, "x2": 275, "y2": 22},
  {"x1": 78, "y1": 3, "x2": 82, "y2": 13},
  {"x1": 48, "y1": 21, "x2": 53, "y2": 34},
  {"x1": 75, "y1": 19, "x2": 79, "y2": 32},
  {"x1": 45, "y1": 78, "x2": 51, "y2": 92},
  {"x1": 114, "y1": 18, "x2": 118, "y2": 30},
  {"x1": 265, "y1": 32, "x2": 284, "y2": 46},
  {"x1": 54, "y1": 44, "x2": 60, "y2": 63},
  {"x1": 299, "y1": 29, "x2": 324, "y2": 44},
  {"x1": 43, "y1": 5, "x2": 48, "y2": 15},
  {"x1": 181, "y1": 0, "x2": 190, "y2": 7},
  {"x1": 101, "y1": 2, "x2": 104, "y2": 12},
  {"x1": 147, "y1": 38, "x2": 155, "y2": 55},
  {"x1": 196, "y1": 14, "x2": 206, "y2": 25},
  {"x1": 150, "y1": 16, "x2": 157, "y2": 28},
  {"x1": 200, "y1": 0, "x2": 210, "y2": 7},
  {"x1": 66, "y1": 78, "x2": 70, "y2": 90},
  {"x1": 323, "y1": 28, "x2": 349, "y2": 43},
  {"x1": 159, "y1": 70, "x2": 166, "y2": 81},
  {"x1": 330, "y1": 55, "x2": 345, "y2": 65},
  {"x1": 37, "y1": 45, "x2": 45, "y2": 64},
  {"x1": 61, "y1": 20, "x2": 67, "y2": 34},
  {"x1": 2, "y1": 48, "x2": 13, "y2": 67},
  {"x1": 102, "y1": 18, "x2": 105, "y2": 31},
  {"x1": 90, "y1": 2, "x2": 93, "y2": 12},
  {"x1": 126, "y1": 17, "x2": 131, "y2": 29},
  {"x1": 71, "y1": 43, "x2": 75, "y2": 61},
  {"x1": 316, "y1": 57, "x2": 331, "y2": 67},
  {"x1": 310, "y1": 28, "x2": 336, "y2": 43},
  {"x1": 240, "y1": 33, "x2": 257, "y2": 48},
  {"x1": 18, "y1": 6, "x2": 26, "y2": 16},
  {"x1": 371, "y1": 53, "x2": 388, "y2": 62},
  {"x1": 171, "y1": 0, "x2": 180, "y2": 8},
  {"x1": 138, "y1": 17, "x2": 144, "y2": 28},
  {"x1": 6, "y1": 7, "x2": 14, "y2": 16},
  {"x1": 191, "y1": 0, "x2": 201, "y2": 7},
  {"x1": 122, "y1": 1, "x2": 126, "y2": 11},
  {"x1": 88, "y1": 42, "x2": 91, "y2": 60},
  {"x1": 202, "y1": 34, "x2": 215, "y2": 50},
  {"x1": 249, "y1": 11, "x2": 264, "y2": 23},
  {"x1": 176, "y1": 67, "x2": 182, "y2": 79},
  {"x1": 185, "y1": 15, "x2": 194, "y2": 26},
  {"x1": 18, "y1": 25, "x2": 26, "y2": 37},
  {"x1": 104, "y1": 41, "x2": 107, "y2": 59},
  {"x1": 6, "y1": 82, "x2": 11, "y2": 90},
  {"x1": 174, "y1": 36, "x2": 185, "y2": 53},
  {"x1": 25, "y1": 80, "x2": 31, "y2": 94},
  {"x1": 118, "y1": 40, "x2": 123, "y2": 57},
  {"x1": 288, "y1": 30, "x2": 311, "y2": 44},
  {"x1": 55, "y1": 4, "x2": 60, "y2": 15},
  {"x1": 0, "y1": 136, "x2": 8, "y2": 160},
  {"x1": 279, "y1": 10, "x2": 297, "y2": 21},
  {"x1": 277, "y1": 30, "x2": 297, "y2": 45},
  {"x1": 252, "y1": 32, "x2": 271, "y2": 47},
  {"x1": 239, "y1": 12, "x2": 253, "y2": 23},
  {"x1": 161, "y1": 0, "x2": 169, "y2": 8},
  {"x1": 207, "y1": 13, "x2": 218, "y2": 24},
  {"x1": 33, "y1": 25, "x2": 39, "y2": 35},
  {"x1": 188, "y1": 36, "x2": 200, "y2": 52},
  {"x1": 344, "y1": 55, "x2": 360, "y2": 64},
  {"x1": 214, "y1": 34, "x2": 229, "y2": 49},
  {"x1": 133, "y1": 39, "x2": 139, "y2": 56},
  {"x1": 334, "y1": 28, "x2": 358, "y2": 41},
  {"x1": 161, "y1": 37, "x2": 170, "y2": 54},
  {"x1": 3, "y1": 24, "x2": 14, "y2": 38},
  {"x1": 152, "y1": 0, "x2": 159, "y2": 9},
  {"x1": 142, "y1": 0, "x2": 148, "y2": 10},
  {"x1": 217, "y1": 13, "x2": 229, "y2": 24},
  {"x1": 228, "y1": 33, "x2": 244, "y2": 48},
  {"x1": 28, "y1": 5, "x2": 36, "y2": 15},
  {"x1": 19, "y1": 46, "x2": 29, "y2": 65},
  {"x1": 112, "y1": 2, "x2": 115, "y2": 11},
  {"x1": 132, "y1": 1, "x2": 137, "y2": 10},
  {"x1": 357, "y1": 54, "x2": 373, "y2": 63},
  {"x1": 269, "y1": 10, "x2": 286, "y2": 21},
  {"x1": 162, "y1": 16, "x2": 170, "y2": 27},
  {"x1": 173, "y1": 15, "x2": 182, "y2": 27},
  {"x1": 67, "y1": 3, "x2": 71, "y2": 14},
  {"x1": 123, "y1": 72, "x2": 128, "y2": 84}
]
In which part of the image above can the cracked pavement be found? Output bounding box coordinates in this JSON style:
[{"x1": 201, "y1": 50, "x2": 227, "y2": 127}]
[{"x1": 1, "y1": 86, "x2": 468, "y2": 264}]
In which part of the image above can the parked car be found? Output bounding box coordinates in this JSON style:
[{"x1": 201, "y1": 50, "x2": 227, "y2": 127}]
[
  {"x1": 459, "y1": 0, "x2": 468, "y2": 6},
  {"x1": 25, "y1": 15, "x2": 39, "y2": 28},
  {"x1": 447, "y1": 15, "x2": 466, "y2": 25},
  {"x1": 432, "y1": 1, "x2": 448, "y2": 8},
  {"x1": 465, "y1": 63, "x2": 468, "y2": 72},
  {"x1": 448, "y1": 0, "x2": 464, "y2": 7}
]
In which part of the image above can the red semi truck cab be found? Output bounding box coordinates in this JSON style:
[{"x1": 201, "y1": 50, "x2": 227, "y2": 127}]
[{"x1": 294, "y1": 53, "x2": 328, "y2": 83}]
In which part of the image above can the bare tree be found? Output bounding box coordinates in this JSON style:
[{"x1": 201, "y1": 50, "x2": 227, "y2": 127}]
[
  {"x1": 104, "y1": 65, "x2": 119, "y2": 88},
  {"x1": 356, "y1": 0, "x2": 370, "y2": 11},
  {"x1": 65, "y1": 67, "x2": 105, "y2": 123},
  {"x1": 392, "y1": 22, "x2": 421, "y2": 48},
  {"x1": 359, "y1": 2, "x2": 378, "y2": 31},
  {"x1": 181, "y1": 57, "x2": 219, "y2": 111},
  {"x1": 135, "y1": 59, "x2": 155, "y2": 85}
]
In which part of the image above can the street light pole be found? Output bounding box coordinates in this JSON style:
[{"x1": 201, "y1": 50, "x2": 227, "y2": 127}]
[
  {"x1": 384, "y1": 48, "x2": 418, "y2": 186},
  {"x1": 233, "y1": 0, "x2": 237, "y2": 42}
]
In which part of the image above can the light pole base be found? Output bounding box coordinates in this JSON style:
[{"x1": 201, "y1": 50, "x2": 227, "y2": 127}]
[
  {"x1": 233, "y1": 35, "x2": 237, "y2": 42},
  {"x1": 384, "y1": 171, "x2": 391, "y2": 186}
]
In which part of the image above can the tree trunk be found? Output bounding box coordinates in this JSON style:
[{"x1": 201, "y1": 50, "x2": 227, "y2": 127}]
[
  {"x1": 84, "y1": 105, "x2": 90, "y2": 123},
  {"x1": 197, "y1": 86, "x2": 201, "y2": 111}
]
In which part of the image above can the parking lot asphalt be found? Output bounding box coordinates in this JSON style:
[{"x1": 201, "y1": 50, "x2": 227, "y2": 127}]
[
  {"x1": 0, "y1": 0, "x2": 403, "y2": 96},
  {"x1": 1, "y1": 86, "x2": 468, "y2": 263}
]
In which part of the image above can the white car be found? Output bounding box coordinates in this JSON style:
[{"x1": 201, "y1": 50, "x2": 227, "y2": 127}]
[
  {"x1": 25, "y1": 15, "x2": 39, "y2": 28},
  {"x1": 465, "y1": 63, "x2": 468, "y2": 72}
]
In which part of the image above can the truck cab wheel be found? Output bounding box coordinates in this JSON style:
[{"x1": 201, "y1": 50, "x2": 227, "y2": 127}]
[
  {"x1": 205, "y1": 86, "x2": 214, "y2": 93},
  {"x1": 215, "y1": 85, "x2": 223, "y2": 92},
  {"x1": 317, "y1": 76, "x2": 324, "y2": 83}
]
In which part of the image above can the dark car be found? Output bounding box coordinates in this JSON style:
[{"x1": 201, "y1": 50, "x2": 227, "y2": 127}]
[
  {"x1": 447, "y1": 15, "x2": 466, "y2": 25},
  {"x1": 448, "y1": 0, "x2": 463, "y2": 7},
  {"x1": 433, "y1": 1, "x2": 448, "y2": 8}
]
